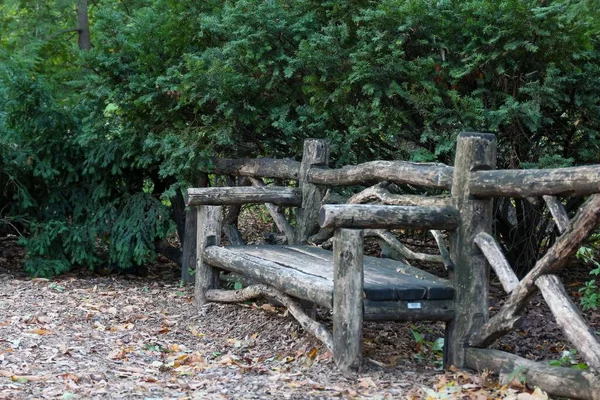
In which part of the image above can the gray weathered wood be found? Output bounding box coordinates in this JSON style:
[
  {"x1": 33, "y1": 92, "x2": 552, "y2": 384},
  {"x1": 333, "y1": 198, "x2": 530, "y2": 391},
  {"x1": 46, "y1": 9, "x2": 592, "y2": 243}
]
[
  {"x1": 474, "y1": 232, "x2": 519, "y2": 293},
  {"x1": 181, "y1": 208, "x2": 197, "y2": 283},
  {"x1": 470, "y1": 165, "x2": 600, "y2": 198},
  {"x1": 537, "y1": 274, "x2": 600, "y2": 370},
  {"x1": 465, "y1": 348, "x2": 600, "y2": 400},
  {"x1": 308, "y1": 160, "x2": 454, "y2": 189},
  {"x1": 543, "y1": 195, "x2": 570, "y2": 233},
  {"x1": 319, "y1": 205, "x2": 459, "y2": 230},
  {"x1": 222, "y1": 204, "x2": 245, "y2": 246},
  {"x1": 202, "y1": 246, "x2": 333, "y2": 307},
  {"x1": 446, "y1": 132, "x2": 496, "y2": 367},
  {"x1": 205, "y1": 157, "x2": 300, "y2": 180},
  {"x1": 470, "y1": 194, "x2": 600, "y2": 347},
  {"x1": 348, "y1": 182, "x2": 451, "y2": 207},
  {"x1": 248, "y1": 177, "x2": 295, "y2": 244},
  {"x1": 364, "y1": 299, "x2": 454, "y2": 322},
  {"x1": 205, "y1": 284, "x2": 334, "y2": 352},
  {"x1": 333, "y1": 229, "x2": 364, "y2": 371},
  {"x1": 186, "y1": 187, "x2": 302, "y2": 207},
  {"x1": 295, "y1": 139, "x2": 329, "y2": 244},
  {"x1": 194, "y1": 206, "x2": 222, "y2": 308},
  {"x1": 364, "y1": 229, "x2": 443, "y2": 264}
]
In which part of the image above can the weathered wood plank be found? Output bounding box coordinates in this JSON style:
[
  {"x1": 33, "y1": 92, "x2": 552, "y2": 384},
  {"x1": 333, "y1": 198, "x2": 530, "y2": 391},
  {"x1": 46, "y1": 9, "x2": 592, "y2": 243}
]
[
  {"x1": 537, "y1": 274, "x2": 600, "y2": 370},
  {"x1": 308, "y1": 161, "x2": 454, "y2": 189},
  {"x1": 319, "y1": 205, "x2": 459, "y2": 230},
  {"x1": 474, "y1": 232, "x2": 519, "y2": 293},
  {"x1": 470, "y1": 194, "x2": 600, "y2": 347},
  {"x1": 194, "y1": 206, "x2": 222, "y2": 308},
  {"x1": 202, "y1": 246, "x2": 333, "y2": 307},
  {"x1": 447, "y1": 132, "x2": 496, "y2": 367},
  {"x1": 470, "y1": 165, "x2": 600, "y2": 198},
  {"x1": 364, "y1": 299, "x2": 454, "y2": 321},
  {"x1": 333, "y1": 229, "x2": 364, "y2": 371},
  {"x1": 543, "y1": 195, "x2": 570, "y2": 233},
  {"x1": 465, "y1": 348, "x2": 600, "y2": 400},
  {"x1": 206, "y1": 157, "x2": 300, "y2": 180},
  {"x1": 186, "y1": 187, "x2": 302, "y2": 206},
  {"x1": 296, "y1": 139, "x2": 329, "y2": 244}
]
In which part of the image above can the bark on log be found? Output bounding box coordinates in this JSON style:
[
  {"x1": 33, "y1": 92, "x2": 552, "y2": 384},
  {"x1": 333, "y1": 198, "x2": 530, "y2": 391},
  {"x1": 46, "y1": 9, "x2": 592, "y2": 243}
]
[
  {"x1": 474, "y1": 232, "x2": 519, "y2": 293},
  {"x1": 543, "y1": 195, "x2": 570, "y2": 233},
  {"x1": 537, "y1": 274, "x2": 600, "y2": 370},
  {"x1": 319, "y1": 205, "x2": 459, "y2": 230},
  {"x1": 470, "y1": 165, "x2": 600, "y2": 198},
  {"x1": 205, "y1": 284, "x2": 333, "y2": 352},
  {"x1": 470, "y1": 194, "x2": 600, "y2": 347},
  {"x1": 333, "y1": 229, "x2": 364, "y2": 371},
  {"x1": 205, "y1": 157, "x2": 300, "y2": 180},
  {"x1": 296, "y1": 139, "x2": 329, "y2": 244},
  {"x1": 348, "y1": 182, "x2": 450, "y2": 207},
  {"x1": 308, "y1": 161, "x2": 454, "y2": 189},
  {"x1": 186, "y1": 187, "x2": 302, "y2": 207},
  {"x1": 248, "y1": 177, "x2": 295, "y2": 244},
  {"x1": 447, "y1": 132, "x2": 496, "y2": 367},
  {"x1": 364, "y1": 229, "x2": 443, "y2": 264},
  {"x1": 222, "y1": 205, "x2": 245, "y2": 246},
  {"x1": 465, "y1": 348, "x2": 600, "y2": 400},
  {"x1": 195, "y1": 206, "x2": 222, "y2": 308}
]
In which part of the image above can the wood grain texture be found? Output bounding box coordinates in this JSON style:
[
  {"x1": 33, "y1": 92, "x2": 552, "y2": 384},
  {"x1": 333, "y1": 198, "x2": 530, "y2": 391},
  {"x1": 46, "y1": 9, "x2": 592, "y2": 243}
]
[
  {"x1": 308, "y1": 160, "x2": 454, "y2": 189},
  {"x1": 543, "y1": 195, "x2": 570, "y2": 233},
  {"x1": 186, "y1": 187, "x2": 302, "y2": 206},
  {"x1": 194, "y1": 206, "x2": 222, "y2": 308},
  {"x1": 446, "y1": 132, "x2": 496, "y2": 367},
  {"x1": 348, "y1": 182, "x2": 450, "y2": 206},
  {"x1": 474, "y1": 232, "x2": 519, "y2": 293},
  {"x1": 295, "y1": 139, "x2": 329, "y2": 244},
  {"x1": 465, "y1": 348, "x2": 600, "y2": 400},
  {"x1": 319, "y1": 205, "x2": 459, "y2": 230},
  {"x1": 470, "y1": 165, "x2": 600, "y2": 198},
  {"x1": 333, "y1": 229, "x2": 364, "y2": 371}
]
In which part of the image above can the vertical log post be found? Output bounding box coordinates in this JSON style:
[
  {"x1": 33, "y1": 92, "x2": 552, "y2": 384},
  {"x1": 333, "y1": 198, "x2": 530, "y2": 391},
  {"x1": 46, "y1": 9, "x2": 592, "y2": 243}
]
[
  {"x1": 181, "y1": 209, "x2": 197, "y2": 283},
  {"x1": 295, "y1": 139, "x2": 329, "y2": 244},
  {"x1": 333, "y1": 228, "x2": 364, "y2": 371},
  {"x1": 446, "y1": 132, "x2": 497, "y2": 367},
  {"x1": 194, "y1": 205, "x2": 223, "y2": 308}
]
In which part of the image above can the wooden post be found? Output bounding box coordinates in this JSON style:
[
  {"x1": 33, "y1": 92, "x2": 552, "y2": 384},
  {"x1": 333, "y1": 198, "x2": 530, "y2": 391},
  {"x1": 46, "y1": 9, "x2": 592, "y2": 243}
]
[
  {"x1": 181, "y1": 209, "x2": 197, "y2": 283},
  {"x1": 194, "y1": 205, "x2": 222, "y2": 308},
  {"x1": 295, "y1": 139, "x2": 329, "y2": 244},
  {"x1": 333, "y1": 228, "x2": 364, "y2": 371},
  {"x1": 446, "y1": 132, "x2": 496, "y2": 367}
]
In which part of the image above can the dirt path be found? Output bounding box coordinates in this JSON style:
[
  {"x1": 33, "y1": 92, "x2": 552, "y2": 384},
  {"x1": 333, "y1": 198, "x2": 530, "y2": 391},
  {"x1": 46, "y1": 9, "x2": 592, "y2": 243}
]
[{"x1": 0, "y1": 237, "x2": 592, "y2": 399}]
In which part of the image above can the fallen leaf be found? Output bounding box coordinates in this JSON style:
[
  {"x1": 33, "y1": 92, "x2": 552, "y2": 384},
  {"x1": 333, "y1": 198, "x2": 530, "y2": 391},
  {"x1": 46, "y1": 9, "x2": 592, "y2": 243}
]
[{"x1": 29, "y1": 328, "x2": 52, "y2": 335}]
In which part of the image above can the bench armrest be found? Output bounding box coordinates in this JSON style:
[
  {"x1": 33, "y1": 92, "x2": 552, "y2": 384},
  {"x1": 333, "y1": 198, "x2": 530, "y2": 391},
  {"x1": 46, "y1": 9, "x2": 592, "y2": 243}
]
[{"x1": 186, "y1": 187, "x2": 302, "y2": 207}]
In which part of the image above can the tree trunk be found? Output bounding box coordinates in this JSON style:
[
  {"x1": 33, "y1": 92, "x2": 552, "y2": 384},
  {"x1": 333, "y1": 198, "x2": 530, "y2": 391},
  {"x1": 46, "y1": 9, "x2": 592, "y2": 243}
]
[{"x1": 76, "y1": 0, "x2": 91, "y2": 50}]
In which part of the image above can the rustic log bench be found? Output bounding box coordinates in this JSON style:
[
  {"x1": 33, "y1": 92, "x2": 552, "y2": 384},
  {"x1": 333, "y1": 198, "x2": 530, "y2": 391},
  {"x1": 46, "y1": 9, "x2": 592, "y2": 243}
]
[{"x1": 186, "y1": 133, "x2": 600, "y2": 399}]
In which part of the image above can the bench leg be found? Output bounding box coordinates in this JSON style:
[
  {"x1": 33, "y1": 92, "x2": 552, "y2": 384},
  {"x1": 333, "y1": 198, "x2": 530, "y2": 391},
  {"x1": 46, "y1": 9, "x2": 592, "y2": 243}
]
[
  {"x1": 333, "y1": 228, "x2": 364, "y2": 371},
  {"x1": 195, "y1": 205, "x2": 222, "y2": 308}
]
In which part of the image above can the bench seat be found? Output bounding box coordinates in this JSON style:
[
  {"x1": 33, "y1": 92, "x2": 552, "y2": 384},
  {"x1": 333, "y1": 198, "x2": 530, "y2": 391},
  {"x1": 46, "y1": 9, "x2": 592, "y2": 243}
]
[{"x1": 202, "y1": 245, "x2": 455, "y2": 321}]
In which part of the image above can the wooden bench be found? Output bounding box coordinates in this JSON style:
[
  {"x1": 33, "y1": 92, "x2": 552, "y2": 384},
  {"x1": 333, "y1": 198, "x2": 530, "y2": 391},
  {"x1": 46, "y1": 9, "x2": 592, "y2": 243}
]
[{"x1": 186, "y1": 133, "x2": 600, "y2": 398}]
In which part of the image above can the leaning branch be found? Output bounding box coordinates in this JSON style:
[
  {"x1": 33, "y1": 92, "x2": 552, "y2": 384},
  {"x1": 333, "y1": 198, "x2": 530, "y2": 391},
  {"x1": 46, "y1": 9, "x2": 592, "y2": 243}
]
[{"x1": 205, "y1": 284, "x2": 333, "y2": 352}]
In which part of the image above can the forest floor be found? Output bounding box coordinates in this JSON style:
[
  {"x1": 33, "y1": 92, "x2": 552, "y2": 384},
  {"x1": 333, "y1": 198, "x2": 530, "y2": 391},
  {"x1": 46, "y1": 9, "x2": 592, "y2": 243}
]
[{"x1": 0, "y1": 217, "x2": 598, "y2": 399}]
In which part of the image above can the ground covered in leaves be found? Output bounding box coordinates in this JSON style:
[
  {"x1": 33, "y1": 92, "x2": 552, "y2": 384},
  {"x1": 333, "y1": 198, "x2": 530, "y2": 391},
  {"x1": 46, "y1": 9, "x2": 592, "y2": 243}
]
[{"x1": 0, "y1": 233, "x2": 597, "y2": 399}]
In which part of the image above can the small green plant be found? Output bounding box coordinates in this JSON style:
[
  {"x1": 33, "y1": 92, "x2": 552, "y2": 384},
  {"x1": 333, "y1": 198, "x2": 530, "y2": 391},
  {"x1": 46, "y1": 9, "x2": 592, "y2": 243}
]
[
  {"x1": 549, "y1": 349, "x2": 588, "y2": 370},
  {"x1": 410, "y1": 328, "x2": 444, "y2": 369},
  {"x1": 577, "y1": 246, "x2": 600, "y2": 310}
]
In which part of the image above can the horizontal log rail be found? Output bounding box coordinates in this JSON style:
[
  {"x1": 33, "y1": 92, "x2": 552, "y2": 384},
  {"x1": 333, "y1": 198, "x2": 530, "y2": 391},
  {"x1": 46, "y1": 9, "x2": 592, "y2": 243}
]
[
  {"x1": 308, "y1": 161, "x2": 453, "y2": 189},
  {"x1": 318, "y1": 205, "x2": 459, "y2": 230},
  {"x1": 465, "y1": 348, "x2": 600, "y2": 400},
  {"x1": 202, "y1": 157, "x2": 300, "y2": 180},
  {"x1": 470, "y1": 165, "x2": 600, "y2": 198},
  {"x1": 186, "y1": 187, "x2": 302, "y2": 207}
]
